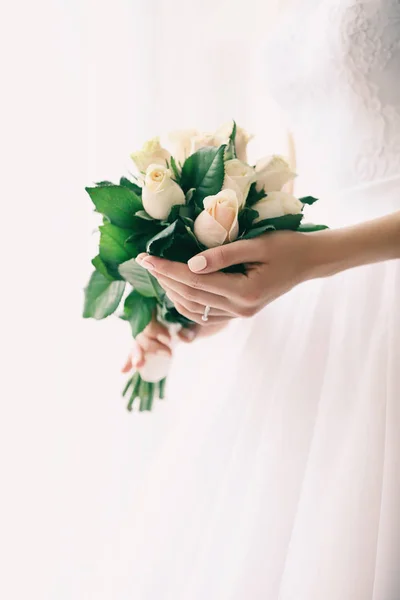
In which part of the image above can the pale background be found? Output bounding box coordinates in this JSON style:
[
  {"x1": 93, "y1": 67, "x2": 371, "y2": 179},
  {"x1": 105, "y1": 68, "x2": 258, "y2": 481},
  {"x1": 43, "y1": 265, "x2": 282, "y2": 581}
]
[{"x1": 0, "y1": 1, "x2": 287, "y2": 598}]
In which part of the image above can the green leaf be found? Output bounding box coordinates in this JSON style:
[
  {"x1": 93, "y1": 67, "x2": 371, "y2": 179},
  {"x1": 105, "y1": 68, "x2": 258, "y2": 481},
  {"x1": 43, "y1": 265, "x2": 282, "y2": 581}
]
[
  {"x1": 120, "y1": 176, "x2": 142, "y2": 196},
  {"x1": 246, "y1": 182, "x2": 267, "y2": 207},
  {"x1": 91, "y1": 255, "x2": 123, "y2": 281},
  {"x1": 238, "y1": 207, "x2": 259, "y2": 234},
  {"x1": 241, "y1": 213, "x2": 304, "y2": 239},
  {"x1": 170, "y1": 156, "x2": 181, "y2": 183},
  {"x1": 127, "y1": 372, "x2": 141, "y2": 411},
  {"x1": 225, "y1": 120, "x2": 237, "y2": 161},
  {"x1": 159, "y1": 301, "x2": 193, "y2": 327},
  {"x1": 255, "y1": 213, "x2": 304, "y2": 230},
  {"x1": 124, "y1": 215, "x2": 165, "y2": 253},
  {"x1": 118, "y1": 258, "x2": 164, "y2": 299},
  {"x1": 99, "y1": 223, "x2": 138, "y2": 266},
  {"x1": 83, "y1": 271, "x2": 125, "y2": 320},
  {"x1": 297, "y1": 223, "x2": 329, "y2": 232},
  {"x1": 86, "y1": 185, "x2": 142, "y2": 229},
  {"x1": 180, "y1": 146, "x2": 226, "y2": 208},
  {"x1": 299, "y1": 195, "x2": 319, "y2": 205},
  {"x1": 147, "y1": 218, "x2": 202, "y2": 262},
  {"x1": 121, "y1": 290, "x2": 156, "y2": 337},
  {"x1": 241, "y1": 224, "x2": 276, "y2": 239}
]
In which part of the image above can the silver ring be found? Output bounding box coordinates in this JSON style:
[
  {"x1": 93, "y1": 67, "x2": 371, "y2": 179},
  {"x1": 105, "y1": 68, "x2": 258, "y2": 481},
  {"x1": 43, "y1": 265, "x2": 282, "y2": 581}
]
[{"x1": 202, "y1": 305, "x2": 211, "y2": 322}]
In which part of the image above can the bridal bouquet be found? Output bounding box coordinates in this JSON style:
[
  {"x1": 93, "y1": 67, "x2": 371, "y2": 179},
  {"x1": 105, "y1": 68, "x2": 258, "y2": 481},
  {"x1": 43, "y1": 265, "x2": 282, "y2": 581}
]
[{"x1": 83, "y1": 121, "x2": 327, "y2": 411}]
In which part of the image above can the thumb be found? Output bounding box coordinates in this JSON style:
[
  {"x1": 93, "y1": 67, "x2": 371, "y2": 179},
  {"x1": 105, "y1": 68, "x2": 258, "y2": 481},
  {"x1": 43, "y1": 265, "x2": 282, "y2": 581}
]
[{"x1": 187, "y1": 239, "x2": 260, "y2": 274}]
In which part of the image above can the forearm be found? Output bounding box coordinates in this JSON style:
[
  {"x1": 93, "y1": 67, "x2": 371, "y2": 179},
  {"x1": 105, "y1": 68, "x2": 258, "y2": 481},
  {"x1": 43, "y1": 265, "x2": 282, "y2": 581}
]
[{"x1": 309, "y1": 211, "x2": 400, "y2": 279}]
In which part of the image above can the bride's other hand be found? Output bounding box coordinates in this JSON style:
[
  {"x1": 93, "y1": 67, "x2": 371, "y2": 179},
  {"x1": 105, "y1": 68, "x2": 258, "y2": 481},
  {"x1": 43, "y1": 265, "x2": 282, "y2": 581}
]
[
  {"x1": 136, "y1": 212, "x2": 400, "y2": 323},
  {"x1": 121, "y1": 319, "x2": 200, "y2": 373}
]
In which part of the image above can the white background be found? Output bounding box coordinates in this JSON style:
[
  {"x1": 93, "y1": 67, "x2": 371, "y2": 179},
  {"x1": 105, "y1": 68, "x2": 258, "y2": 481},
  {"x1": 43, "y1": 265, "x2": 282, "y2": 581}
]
[{"x1": 0, "y1": 1, "x2": 287, "y2": 597}]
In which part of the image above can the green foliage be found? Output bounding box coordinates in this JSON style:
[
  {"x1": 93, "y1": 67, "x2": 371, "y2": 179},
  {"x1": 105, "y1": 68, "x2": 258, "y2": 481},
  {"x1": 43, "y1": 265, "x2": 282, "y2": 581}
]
[
  {"x1": 238, "y1": 207, "x2": 259, "y2": 235},
  {"x1": 83, "y1": 271, "x2": 125, "y2": 320},
  {"x1": 99, "y1": 223, "x2": 138, "y2": 266},
  {"x1": 299, "y1": 195, "x2": 319, "y2": 205},
  {"x1": 92, "y1": 254, "x2": 124, "y2": 281},
  {"x1": 170, "y1": 156, "x2": 181, "y2": 183},
  {"x1": 180, "y1": 146, "x2": 226, "y2": 208},
  {"x1": 118, "y1": 258, "x2": 164, "y2": 299},
  {"x1": 242, "y1": 213, "x2": 304, "y2": 239},
  {"x1": 225, "y1": 121, "x2": 237, "y2": 161},
  {"x1": 119, "y1": 176, "x2": 142, "y2": 196},
  {"x1": 86, "y1": 184, "x2": 142, "y2": 229},
  {"x1": 147, "y1": 218, "x2": 202, "y2": 263},
  {"x1": 246, "y1": 182, "x2": 267, "y2": 207},
  {"x1": 297, "y1": 223, "x2": 329, "y2": 232},
  {"x1": 121, "y1": 290, "x2": 156, "y2": 337}
]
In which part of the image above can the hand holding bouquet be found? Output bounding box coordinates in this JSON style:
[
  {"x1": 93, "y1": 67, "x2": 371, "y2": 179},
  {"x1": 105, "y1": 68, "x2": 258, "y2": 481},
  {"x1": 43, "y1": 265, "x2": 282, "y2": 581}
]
[{"x1": 83, "y1": 121, "x2": 327, "y2": 411}]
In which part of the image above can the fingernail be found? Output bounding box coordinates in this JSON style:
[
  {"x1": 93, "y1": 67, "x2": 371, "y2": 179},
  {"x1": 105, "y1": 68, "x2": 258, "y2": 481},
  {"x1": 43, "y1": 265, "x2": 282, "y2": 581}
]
[
  {"x1": 141, "y1": 257, "x2": 155, "y2": 271},
  {"x1": 180, "y1": 328, "x2": 196, "y2": 341},
  {"x1": 157, "y1": 334, "x2": 171, "y2": 346},
  {"x1": 188, "y1": 255, "x2": 207, "y2": 272}
]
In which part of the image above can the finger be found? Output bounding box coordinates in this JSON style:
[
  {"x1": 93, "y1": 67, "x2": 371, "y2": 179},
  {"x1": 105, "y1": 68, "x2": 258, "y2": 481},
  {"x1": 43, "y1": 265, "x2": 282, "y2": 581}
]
[
  {"x1": 165, "y1": 288, "x2": 234, "y2": 317},
  {"x1": 187, "y1": 240, "x2": 264, "y2": 274},
  {"x1": 135, "y1": 334, "x2": 172, "y2": 357},
  {"x1": 137, "y1": 253, "x2": 244, "y2": 297},
  {"x1": 121, "y1": 355, "x2": 133, "y2": 373},
  {"x1": 178, "y1": 326, "x2": 199, "y2": 343},
  {"x1": 144, "y1": 319, "x2": 172, "y2": 347},
  {"x1": 155, "y1": 273, "x2": 238, "y2": 315},
  {"x1": 132, "y1": 343, "x2": 145, "y2": 369},
  {"x1": 173, "y1": 301, "x2": 233, "y2": 326}
]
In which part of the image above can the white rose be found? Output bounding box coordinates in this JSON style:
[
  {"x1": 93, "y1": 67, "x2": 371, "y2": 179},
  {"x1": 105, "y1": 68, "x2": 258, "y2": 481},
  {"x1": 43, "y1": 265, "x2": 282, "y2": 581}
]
[
  {"x1": 138, "y1": 351, "x2": 171, "y2": 383},
  {"x1": 190, "y1": 133, "x2": 219, "y2": 153},
  {"x1": 142, "y1": 164, "x2": 185, "y2": 220},
  {"x1": 168, "y1": 130, "x2": 219, "y2": 165},
  {"x1": 255, "y1": 155, "x2": 297, "y2": 192},
  {"x1": 194, "y1": 189, "x2": 240, "y2": 248},
  {"x1": 131, "y1": 137, "x2": 171, "y2": 174},
  {"x1": 223, "y1": 159, "x2": 255, "y2": 207},
  {"x1": 253, "y1": 191, "x2": 303, "y2": 223},
  {"x1": 167, "y1": 129, "x2": 199, "y2": 165},
  {"x1": 214, "y1": 121, "x2": 253, "y2": 163}
]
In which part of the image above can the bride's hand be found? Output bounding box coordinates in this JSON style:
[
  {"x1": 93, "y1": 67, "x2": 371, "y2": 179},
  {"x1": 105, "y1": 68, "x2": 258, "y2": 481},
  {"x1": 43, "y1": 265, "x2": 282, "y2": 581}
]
[
  {"x1": 121, "y1": 319, "x2": 197, "y2": 373},
  {"x1": 136, "y1": 231, "x2": 317, "y2": 324}
]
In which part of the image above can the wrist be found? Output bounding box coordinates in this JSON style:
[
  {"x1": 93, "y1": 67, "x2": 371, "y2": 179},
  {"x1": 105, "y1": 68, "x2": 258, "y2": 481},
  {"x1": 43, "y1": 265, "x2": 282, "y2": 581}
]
[{"x1": 304, "y1": 212, "x2": 400, "y2": 280}]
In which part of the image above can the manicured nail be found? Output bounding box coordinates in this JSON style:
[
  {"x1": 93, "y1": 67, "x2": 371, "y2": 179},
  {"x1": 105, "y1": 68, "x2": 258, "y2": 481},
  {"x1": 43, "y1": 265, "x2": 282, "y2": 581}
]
[
  {"x1": 180, "y1": 328, "x2": 196, "y2": 341},
  {"x1": 141, "y1": 257, "x2": 155, "y2": 271},
  {"x1": 157, "y1": 334, "x2": 171, "y2": 346},
  {"x1": 188, "y1": 255, "x2": 207, "y2": 272}
]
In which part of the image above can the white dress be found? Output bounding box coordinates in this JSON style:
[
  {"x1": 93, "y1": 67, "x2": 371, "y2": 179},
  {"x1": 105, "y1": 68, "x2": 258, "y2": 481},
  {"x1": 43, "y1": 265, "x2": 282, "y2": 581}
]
[{"x1": 119, "y1": 2, "x2": 400, "y2": 598}]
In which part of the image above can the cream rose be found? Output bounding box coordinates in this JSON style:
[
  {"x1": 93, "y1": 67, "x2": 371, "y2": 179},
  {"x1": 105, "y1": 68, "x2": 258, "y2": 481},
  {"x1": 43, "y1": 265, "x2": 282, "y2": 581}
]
[
  {"x1": 142, "y1": 164, "x2": 185, "y2": 220},
  {"x1": 253, "y1": 191, "x2": 303, "y2": 222},
  {"x1": 214, "y1": 121, "x2": 253, "y2": 163},
  {"x1": 131, "y1": 137, "x2": 171, "y2": 175},
  {"x1": 194, "y1": 189, "x2": 240, "y2": 248},
  {"x1": 168, "y1": 130, "x2": 219, "y2": 164},
  {"x1": 223, "y1": 159, "x2": 255, "y2": 207},
  {"x1": 167, "y1": 129, "x2": 199, "y2": 165},
  {"x1": 255, "y1": 155, "x2": 297, "y2": 192}
]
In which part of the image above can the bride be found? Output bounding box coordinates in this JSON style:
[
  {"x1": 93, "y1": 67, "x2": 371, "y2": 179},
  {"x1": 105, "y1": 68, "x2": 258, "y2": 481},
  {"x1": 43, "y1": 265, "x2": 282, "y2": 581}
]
[{"x1": 120, "y1": 1, "x2": 400, "y2": 598}]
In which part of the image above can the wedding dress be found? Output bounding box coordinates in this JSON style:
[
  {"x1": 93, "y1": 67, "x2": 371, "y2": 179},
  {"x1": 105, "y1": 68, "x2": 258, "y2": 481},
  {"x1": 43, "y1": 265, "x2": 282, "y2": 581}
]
[{"x1": 117, "y1": 1, "x2": 400, "y2": 598}]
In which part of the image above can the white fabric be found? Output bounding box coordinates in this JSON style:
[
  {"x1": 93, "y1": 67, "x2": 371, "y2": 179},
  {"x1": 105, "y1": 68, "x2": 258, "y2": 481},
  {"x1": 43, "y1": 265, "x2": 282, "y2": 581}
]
[{"x1": 124, "y1": 1, "x2": 400, "y2": 598}]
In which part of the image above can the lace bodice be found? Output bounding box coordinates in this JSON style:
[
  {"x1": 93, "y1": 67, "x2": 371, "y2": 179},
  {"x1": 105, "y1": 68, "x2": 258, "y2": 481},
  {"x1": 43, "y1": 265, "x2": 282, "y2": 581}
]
[{"x1": 265, "y1": 0, "x2": 400, "y2": 195}]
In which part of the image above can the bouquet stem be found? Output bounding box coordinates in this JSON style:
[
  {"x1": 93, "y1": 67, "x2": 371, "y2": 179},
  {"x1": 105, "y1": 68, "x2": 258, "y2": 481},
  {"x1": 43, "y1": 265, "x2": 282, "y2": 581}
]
[{"x1": 122, "y1": 372, "x2": 167, "y2": 412}]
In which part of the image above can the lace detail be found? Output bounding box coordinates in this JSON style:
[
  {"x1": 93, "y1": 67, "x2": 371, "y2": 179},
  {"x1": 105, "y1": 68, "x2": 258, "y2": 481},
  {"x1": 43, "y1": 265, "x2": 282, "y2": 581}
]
[{"x1": 265, "y1": 0, "x2": 400, "y2": 194}]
